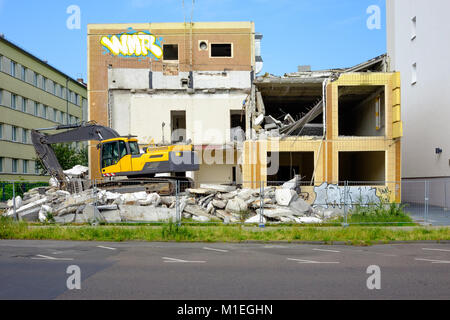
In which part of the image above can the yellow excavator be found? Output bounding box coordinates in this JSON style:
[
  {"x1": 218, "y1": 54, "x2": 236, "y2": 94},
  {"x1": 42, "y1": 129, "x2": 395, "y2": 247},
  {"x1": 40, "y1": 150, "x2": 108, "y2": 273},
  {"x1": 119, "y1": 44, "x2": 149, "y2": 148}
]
[{"x1": 31, "y1": 122, "x2": 199, "y2": 194}]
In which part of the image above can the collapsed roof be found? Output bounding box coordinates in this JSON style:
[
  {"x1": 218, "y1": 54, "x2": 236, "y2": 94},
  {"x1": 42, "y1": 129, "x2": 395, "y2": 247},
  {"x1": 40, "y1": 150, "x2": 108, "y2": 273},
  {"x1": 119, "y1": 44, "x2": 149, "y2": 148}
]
[{"x1": 253, "y1": 54, "x2": 388, "y2": 139}]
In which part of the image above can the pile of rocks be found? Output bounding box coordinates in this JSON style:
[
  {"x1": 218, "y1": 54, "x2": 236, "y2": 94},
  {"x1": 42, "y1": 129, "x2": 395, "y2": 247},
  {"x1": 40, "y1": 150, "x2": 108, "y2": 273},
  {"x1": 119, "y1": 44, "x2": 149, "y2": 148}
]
[{"x1": 2, "y1": 182, "x2": 343, "y2": 224}]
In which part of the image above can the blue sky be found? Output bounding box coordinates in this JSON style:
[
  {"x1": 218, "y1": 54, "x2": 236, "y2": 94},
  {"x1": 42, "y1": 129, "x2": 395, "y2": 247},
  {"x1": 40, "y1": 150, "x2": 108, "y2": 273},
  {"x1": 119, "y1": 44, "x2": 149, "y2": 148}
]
[{"x1": 0, "y1": 0, "x2": 386, "y2": 79}]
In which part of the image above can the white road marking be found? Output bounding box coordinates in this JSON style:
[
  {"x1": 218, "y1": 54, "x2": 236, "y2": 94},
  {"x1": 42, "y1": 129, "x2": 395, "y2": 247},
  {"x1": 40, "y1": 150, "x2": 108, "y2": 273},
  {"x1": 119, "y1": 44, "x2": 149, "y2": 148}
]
[
  {"x1": 312, "y1": 248, "x2": 341, "y2": 253},
  {"x1": 203, "y1": 247, "x2": 228, "y2": 253},
  {"x1": 163, "y1": 257, "x2": 206, "y2": 264},
  {"x1": 97, "y1": 245, "x2": 117, "y2": 251},
  {"x1": 264, "y1": 245, "x2": 288, "y2": 249},
  {"x1": 422, "y1": 248, "x2": 450, "y2": 253},
  {"x1": 288, "y1": 258, "x2": 339, "y2": 264},
  {"x1": 415, "y1": 258, "x2": 450, "y2": 264},
  {"x1": 32, "y1": 255, "x2": 74, "y2": 261}
]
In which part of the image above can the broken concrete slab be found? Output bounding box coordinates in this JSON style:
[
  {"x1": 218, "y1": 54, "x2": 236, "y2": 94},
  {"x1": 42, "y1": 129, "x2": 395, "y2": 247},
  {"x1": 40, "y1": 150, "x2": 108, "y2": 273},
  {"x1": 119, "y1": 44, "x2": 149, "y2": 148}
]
[
  {"x1": 225, "y1": 198, "x2": 248, "y2": 213},
  {"x1": 289, "y1": 198, "x2": 312, "y2": 216},
  {"x1": 256, "y1": 207, "x2": 296, "y2": 219},
  {"x1": 212, "y1": 199, "x2": 227, "y2": 209},
  {"x1": 119, "y1": 205, "x2": 176, "y2": 222},
  {"x1": 83, "y1": 205, "x2": 103, "y2": 223},
  {"x1": 199, "y1": 184, "x2": 237, "y2": 193},
  {"x1": 254, "y1": 114, "x2": 265, "y2": 126},
  {"x1": 275, "y1": 189, "x2": 298, "y2": 206},
  {"x1": 192, "y1": 215, "x2": 210, "y2": 222},
  {"x1": 186, "y1": 188, "x2": 215, "y2": 195},
  {"x1": 295, "y1": 217, "x2": 323, "y2": 224},
  {"x1": 245, "y1": 214, "x2": 266, "y2": 224}
]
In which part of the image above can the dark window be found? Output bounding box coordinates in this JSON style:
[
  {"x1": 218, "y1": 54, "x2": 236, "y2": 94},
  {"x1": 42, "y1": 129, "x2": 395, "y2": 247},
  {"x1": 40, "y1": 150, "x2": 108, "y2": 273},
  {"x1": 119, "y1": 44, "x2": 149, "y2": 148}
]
[
  {"x1": 163, "y1": 44, "x2": 179, "y2": 60},
  {"x1": 102, "y1": 141, "x2": 128, "y2": 168},
  {"x1": 119, "y1": 140, "x2": 127, "y2": 159},
  {"x1": 211, "y1": 44, "x2": 232, "y2": 57},
  {"x1": 129, "y1": 141, "x2": 141, "y2": 156}
]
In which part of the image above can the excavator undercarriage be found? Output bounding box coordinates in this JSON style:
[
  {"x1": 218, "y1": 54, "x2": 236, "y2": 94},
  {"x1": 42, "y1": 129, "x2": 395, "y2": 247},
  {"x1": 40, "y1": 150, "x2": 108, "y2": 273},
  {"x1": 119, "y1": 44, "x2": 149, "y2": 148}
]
[{"x1": 32, "y1": 122, "x2": 199, "y2": 195}]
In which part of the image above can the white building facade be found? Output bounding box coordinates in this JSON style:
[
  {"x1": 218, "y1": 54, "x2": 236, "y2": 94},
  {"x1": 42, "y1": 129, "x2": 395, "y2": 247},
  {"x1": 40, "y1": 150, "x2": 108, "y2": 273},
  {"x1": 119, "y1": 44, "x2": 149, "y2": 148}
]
[{"x1": 387, "y1": 0, "x2": 450, "y2": 207}]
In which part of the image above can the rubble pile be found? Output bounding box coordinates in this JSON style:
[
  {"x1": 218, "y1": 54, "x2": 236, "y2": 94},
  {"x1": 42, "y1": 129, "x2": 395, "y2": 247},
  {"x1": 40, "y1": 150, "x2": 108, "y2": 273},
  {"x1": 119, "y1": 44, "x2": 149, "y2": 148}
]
[{"x1": 2, "y1": 180, "x2": 343, "y2": 224}]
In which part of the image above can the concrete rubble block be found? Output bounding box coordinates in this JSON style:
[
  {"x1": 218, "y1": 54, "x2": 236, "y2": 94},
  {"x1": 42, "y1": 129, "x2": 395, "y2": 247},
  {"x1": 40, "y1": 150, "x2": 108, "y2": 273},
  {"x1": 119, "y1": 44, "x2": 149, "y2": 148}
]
[
  {"x1": 245, "y1": 214, "x2": 266, "y2": 224},
  {"x1": 265, "y1": 115, "x2": 282, "y2": 126},
  {"x1": 206, "y1": 202, "x2": 215, "y2": 214},
  {"x1": 119, "y1": 205, "x2": 176, "y2": 222},
  {"x1": 199, "y1": 184, "x2": 237, "y2": 193},
  {"x1": 212, "y1": 199, "x2": 227, "y2": 209},
  {"x1": 264, "y1": 123, "x2": 278, "y2": 130},
  {"x1": 83, "y1": 205, "x2": 103, "y2": 223},
  {"x1": 250, "y1": 198, "x2": 274, "y2": 209},
  {"x1": 100, "y1": 210, "x2": 122, "y2": 223},
  {"x1": 225, "y1": 198, "x2": 248, "y2": 214},
  {"x1": 217, "y1": 191, "x2": 239, "y2": 200},
  {"x1": 97, "y1": 204, "x2": 119, "y2": 211},
  {"x1": 9, "y1": 196, "x2": 23, "y2": 209},
  {"x1": 256, "y1": 207, "x2": 296, "y2": 219},
  {"x1": 64, "y1": 165, "x2": 89, "y2": 178},
  {"x1": 254, "y1": 114, "x2": 265, "y2": 126},
  {"x1": 138, "y1": 193, "x2": 161, "y2": 207},
  {"x1": 237, "y1": 189, "x2": 258, "y2": 201},
  {"x1": 186, "y1": 188, "x2": 215, "y2": 196},
  {"x1": 13, "y1": 197, "x2": 48, "y2": 221},
  {"x1": 295, "y1": 217, "x2": 323, "y2": 224},
  {"x1": 183, "y1": 205, "x2": 221, "y2": 221},
  {"x1": 282, "y1": 177, "x2": 299, "y2": 190},
  {"x1": 38, "y1": 205, "x2": 53, "y2": 222},
  {"x1": 54, "y1": 214, "x2": 77, "y2": 224},
  {"x1": 65, "y1": 192, "x2": 97, "y2": 206},
  {"x1": 160, "y1": 196, "x2": 176, "y2": 206},
  {"x1": 289, "y1": 198, "x2": 313, "y2": 216},
  {"x1": 275, "y1": 189, "x2": 299, "y2": 206},
  {"x1": 21, "y1": 195, "x2": 43, "y2": 207},
  {"x1": 198, "y1": 194, "x2": 216, "y2": 207},
  {"x1": 56, "y1": 190, "x2": 71, "y2": 198},
  {"x1": 215, "y1": 210, "x2": 240, "y2": 223},
  {"x1": 192, "y1": 215, "x2": 210, "y2": 222}
]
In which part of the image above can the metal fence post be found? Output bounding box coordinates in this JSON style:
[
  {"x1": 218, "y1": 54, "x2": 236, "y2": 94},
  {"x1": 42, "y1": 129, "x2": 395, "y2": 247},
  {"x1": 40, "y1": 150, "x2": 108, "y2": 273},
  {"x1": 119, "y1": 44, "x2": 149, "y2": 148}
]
[
  {"x1": 1, "y1": 183, "x2": 5, "y2": 202},
  {"x1": 342, "y1": 181, "x2": 349, "y2": 227},
  {"x1": 12, "y1": 182, "x2": 18, "y2": 221},
  {"x1": 259, "y1": 180, "x2": 265, "y2": 228},
  {"x1": 424, "y1": 180, "x2": 429, "y2": 223},
  {"x1": 176, "y1": 180, "x2": 181, "y2": 227}
]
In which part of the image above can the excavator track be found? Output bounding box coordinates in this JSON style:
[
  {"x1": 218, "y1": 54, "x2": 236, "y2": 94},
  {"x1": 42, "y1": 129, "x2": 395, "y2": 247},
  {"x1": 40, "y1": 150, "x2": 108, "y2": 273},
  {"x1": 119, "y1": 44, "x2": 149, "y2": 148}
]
[{"x1": 87, "y1": 177, "x2": 195, "y2": 196}]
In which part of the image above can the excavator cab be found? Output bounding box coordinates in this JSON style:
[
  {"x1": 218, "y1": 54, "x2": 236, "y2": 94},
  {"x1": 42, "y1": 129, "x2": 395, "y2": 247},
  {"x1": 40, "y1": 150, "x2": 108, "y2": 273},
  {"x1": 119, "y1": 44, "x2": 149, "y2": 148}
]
[{"x1": 99, "y1": 137, "x2": 199, "y2": 178}]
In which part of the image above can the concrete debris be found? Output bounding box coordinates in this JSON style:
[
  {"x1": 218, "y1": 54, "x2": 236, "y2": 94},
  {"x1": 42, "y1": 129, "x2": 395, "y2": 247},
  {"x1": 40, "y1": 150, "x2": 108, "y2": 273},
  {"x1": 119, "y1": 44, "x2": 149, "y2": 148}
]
[
  {"x1": 0, "y1": 180, "x2": 335, "y2": 225},
  {"x1": 245, "y1": 213, "x2": 266, "y2": 224},
  {"x1": 199, "y1": 184, "x2": 237, "y2": 193},
  {"x1": 64, "y1": 165, "x2": 89, "y2": 178},
  {"x1": 225, "y1": 198, "x2": 248, "y2": 213},
  {"x1": 275, "y1": 189, "x2": 298, "y2": 206}
]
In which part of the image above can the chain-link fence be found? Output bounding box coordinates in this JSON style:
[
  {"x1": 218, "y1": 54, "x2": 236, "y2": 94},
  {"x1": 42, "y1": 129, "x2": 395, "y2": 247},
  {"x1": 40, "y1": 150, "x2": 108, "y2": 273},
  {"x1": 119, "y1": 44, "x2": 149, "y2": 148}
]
[{"x1": 1, "y1": 178, "x2": 449, "y2": 226}]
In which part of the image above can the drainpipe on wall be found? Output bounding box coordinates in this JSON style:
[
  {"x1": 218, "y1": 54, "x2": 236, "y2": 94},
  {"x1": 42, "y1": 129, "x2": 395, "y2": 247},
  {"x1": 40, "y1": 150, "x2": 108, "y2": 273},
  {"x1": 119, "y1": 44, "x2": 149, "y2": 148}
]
[{"x1": 66, "y1": 77, "x2": 69, "y2": 125}]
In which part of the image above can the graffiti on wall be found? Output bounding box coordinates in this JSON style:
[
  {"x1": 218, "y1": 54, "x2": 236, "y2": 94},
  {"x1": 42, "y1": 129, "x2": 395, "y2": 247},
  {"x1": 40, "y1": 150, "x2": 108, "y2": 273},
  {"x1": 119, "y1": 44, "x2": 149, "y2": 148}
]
[
  {"x1": 311, "y1": 183, "x2": 391, "y2": 208},
  {"x1": 101, "y1": 28, "x2": 163, "y2": 59}
]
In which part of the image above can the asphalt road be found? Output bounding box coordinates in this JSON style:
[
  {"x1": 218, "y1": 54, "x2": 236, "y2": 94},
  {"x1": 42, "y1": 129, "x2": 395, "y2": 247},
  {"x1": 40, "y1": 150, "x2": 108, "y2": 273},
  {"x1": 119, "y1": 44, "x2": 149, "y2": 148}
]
[{"x1": 0, "y1": 240, "x2": 449, "y2": 300}]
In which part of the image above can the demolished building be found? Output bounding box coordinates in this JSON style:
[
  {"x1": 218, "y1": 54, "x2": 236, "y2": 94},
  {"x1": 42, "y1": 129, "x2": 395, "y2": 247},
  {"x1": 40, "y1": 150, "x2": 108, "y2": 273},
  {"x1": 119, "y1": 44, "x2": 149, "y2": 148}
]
[
  {"x1": 87, "y1": 22, "x2": 402, "y2": 203},
  {"x1": 243, "y1": 54, "x2": 403, "y2": 203}
]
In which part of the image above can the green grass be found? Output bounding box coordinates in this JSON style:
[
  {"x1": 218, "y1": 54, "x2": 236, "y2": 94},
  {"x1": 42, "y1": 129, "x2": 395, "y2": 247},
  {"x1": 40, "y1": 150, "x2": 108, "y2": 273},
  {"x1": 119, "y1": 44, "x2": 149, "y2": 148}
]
[
  {"x1": 1, "y1": 217, "x2": 449, "y2": 245},
  {"x1": 336, "y1": 203, "x2": 415, "y2": 226}
]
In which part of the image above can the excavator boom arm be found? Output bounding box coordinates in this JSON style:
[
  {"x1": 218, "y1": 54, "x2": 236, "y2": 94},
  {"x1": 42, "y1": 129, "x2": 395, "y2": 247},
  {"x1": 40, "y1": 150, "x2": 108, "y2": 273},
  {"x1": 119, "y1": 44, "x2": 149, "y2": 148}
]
[{"x1": 31, "y1": 123, "x2": 121, "y2": 187}]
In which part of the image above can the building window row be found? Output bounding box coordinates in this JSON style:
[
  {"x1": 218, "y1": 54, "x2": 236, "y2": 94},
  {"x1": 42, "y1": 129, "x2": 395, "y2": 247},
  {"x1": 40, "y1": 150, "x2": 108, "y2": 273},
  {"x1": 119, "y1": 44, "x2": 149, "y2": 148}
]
[
  {"x1": 0, "y1": 55, "x2": 84, "y2": 107},
  {"x1": 0, "y1": 89, "x2": 80, "y2": 124},
  {"x1": 0, "y1": 157, "x2": 40, "y2": 175},
  {"x1": 0, "y1": 122, "x2": 31, "y2": 145}
]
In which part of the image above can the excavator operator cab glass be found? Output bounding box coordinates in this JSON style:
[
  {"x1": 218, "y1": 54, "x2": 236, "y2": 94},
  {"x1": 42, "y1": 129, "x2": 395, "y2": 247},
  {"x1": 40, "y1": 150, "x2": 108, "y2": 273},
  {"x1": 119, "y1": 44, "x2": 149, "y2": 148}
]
[
  {"x1": 102, "y1": 140, "x2": 128, "y2": 168},
  {"x1": 129, "y1": 141, "x2": 141, "y2": 156}
]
